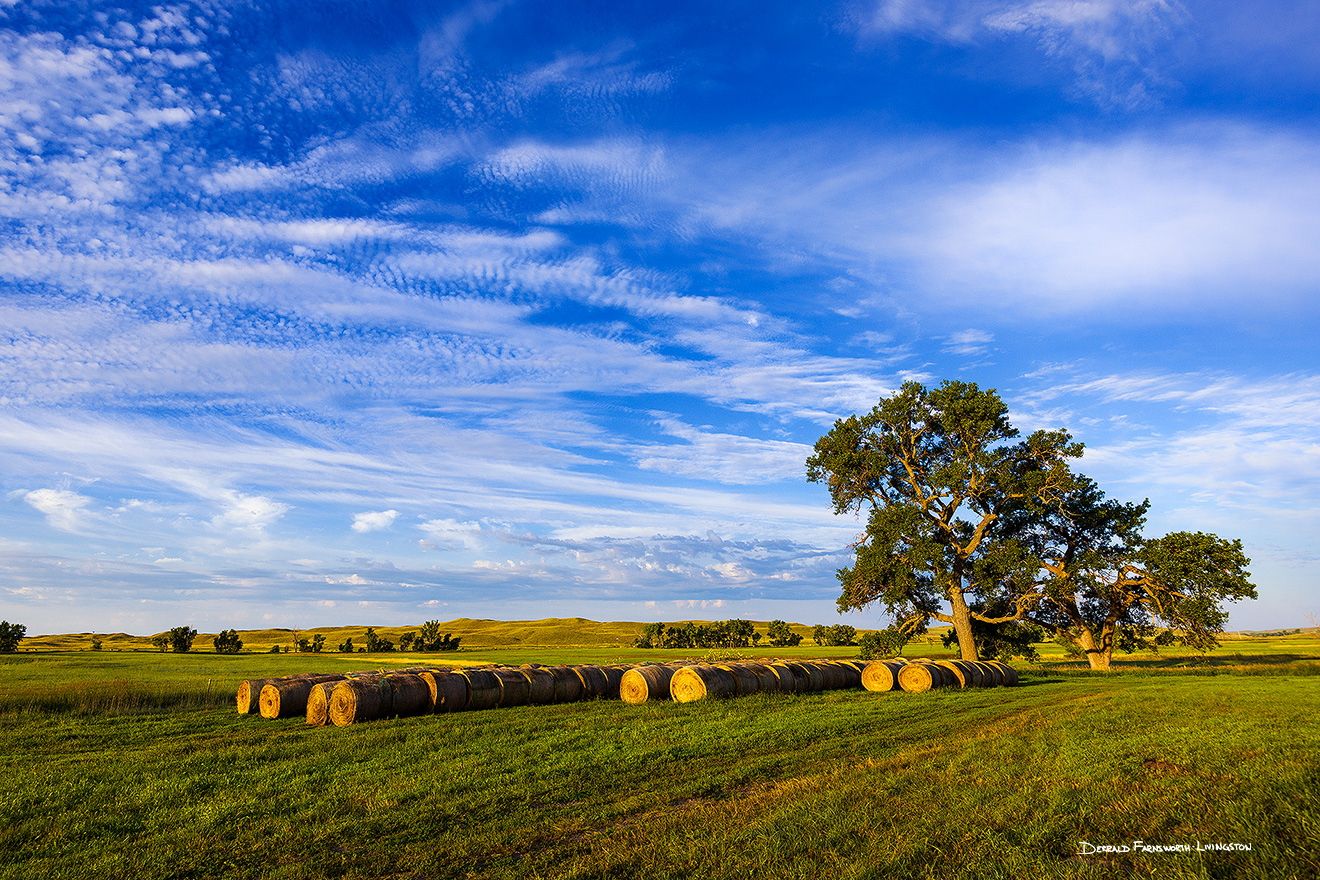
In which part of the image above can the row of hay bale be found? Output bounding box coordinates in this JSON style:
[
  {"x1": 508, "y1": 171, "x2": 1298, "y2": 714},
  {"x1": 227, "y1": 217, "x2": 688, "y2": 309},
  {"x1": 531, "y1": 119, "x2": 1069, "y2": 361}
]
[
  {"x1": 238, "y1": 656, "x2": 1021, "y2": 724},
  {"x1": 237, "y1": 662, "x2": 651, "y2": 726},
  {"x1": 861, "y1": 657, "x2": 1019, "y2": 693},
  {"x1": 620, "y1": 659, "x2": 869, "y2": 703}
]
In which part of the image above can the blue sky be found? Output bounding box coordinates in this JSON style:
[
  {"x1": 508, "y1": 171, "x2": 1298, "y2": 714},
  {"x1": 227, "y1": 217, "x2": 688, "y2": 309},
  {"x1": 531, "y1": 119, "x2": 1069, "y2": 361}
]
[{"x1": 2, "y1": 0, "x2": 1317, "y2": 636}]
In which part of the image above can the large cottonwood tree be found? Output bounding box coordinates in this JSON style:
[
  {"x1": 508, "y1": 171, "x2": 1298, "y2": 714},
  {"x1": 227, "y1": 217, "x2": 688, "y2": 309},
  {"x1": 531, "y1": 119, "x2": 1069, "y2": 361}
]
[{"x1": 806, "y1": 380, "x2": 1081, "y2": 661}]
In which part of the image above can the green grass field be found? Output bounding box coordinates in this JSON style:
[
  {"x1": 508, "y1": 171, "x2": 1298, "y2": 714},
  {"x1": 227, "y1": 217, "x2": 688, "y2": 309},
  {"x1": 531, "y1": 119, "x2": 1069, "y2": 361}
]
[{"x1": 1, "y1": 628, "x2": 1317, "y2": 879}]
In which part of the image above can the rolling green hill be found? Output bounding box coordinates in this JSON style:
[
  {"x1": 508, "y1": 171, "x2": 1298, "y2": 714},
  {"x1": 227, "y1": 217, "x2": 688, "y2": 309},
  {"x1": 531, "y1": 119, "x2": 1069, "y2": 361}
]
[{"x1": 20, "y1": 617, "x2": 880, "y2": 653}]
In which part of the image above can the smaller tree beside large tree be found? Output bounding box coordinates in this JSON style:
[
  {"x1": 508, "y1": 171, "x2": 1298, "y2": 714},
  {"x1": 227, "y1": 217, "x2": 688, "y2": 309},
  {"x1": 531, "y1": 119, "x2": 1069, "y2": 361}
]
[{"x1": 992, "y1": 474, "x2": 1256, "y2": 670}]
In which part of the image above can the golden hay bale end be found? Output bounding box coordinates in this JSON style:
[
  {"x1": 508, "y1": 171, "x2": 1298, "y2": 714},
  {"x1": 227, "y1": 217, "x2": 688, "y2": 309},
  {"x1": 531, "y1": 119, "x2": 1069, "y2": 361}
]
[
  {"x1": 861, "y1": 660, "x2": 905, "y2": 692},
  {"x1": 305, "y1": 681, "x2": 339, "y2": 726},
  {"x1": 670, "y1": 665, "x2": 737, "y2": 703},
  {"x1": 897, "y1": 662, "x2": 946, "y2": 693},
  {"x1": 237, "y1": 678, "x2": 276, "y2": 714},
  {"x1": 329, "y1": 677, "x2": 393, "y2": 726},
  {"x1": 619, "y1": 665, "x2": 677, "y2": 704},
  {"x1": 259, "y1": 675, "x2": 346, "y2": 719}
]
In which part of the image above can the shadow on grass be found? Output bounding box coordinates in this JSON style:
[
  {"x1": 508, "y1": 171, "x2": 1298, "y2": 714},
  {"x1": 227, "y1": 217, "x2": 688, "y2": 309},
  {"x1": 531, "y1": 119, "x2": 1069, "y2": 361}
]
[{"x1": 1033, "y1": 652, "x2": 1320, "y2": 678}]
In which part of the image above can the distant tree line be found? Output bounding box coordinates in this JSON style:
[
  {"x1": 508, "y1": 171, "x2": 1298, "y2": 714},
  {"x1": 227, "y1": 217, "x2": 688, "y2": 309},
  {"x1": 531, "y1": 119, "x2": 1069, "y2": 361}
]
[
  {"x1": 634, "y1": 619, "x2": 876, "y2": 650},
  {"x1": 634, "y1": 619, "x2": 761, "y2": 649},
  {"x1": 337, "y1": 621, "x2": 461, "y2": 653}
]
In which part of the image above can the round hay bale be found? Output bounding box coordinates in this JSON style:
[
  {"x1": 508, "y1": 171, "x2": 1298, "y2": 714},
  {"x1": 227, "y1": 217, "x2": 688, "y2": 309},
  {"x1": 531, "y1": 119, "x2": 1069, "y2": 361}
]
[
  {"x1": 518, "y1": 667, "x2": 557, "y2": 704},
  {"x1": 620, "y1": 665, "x2": 676, "y2": 704},
  {"x1": 835, "y1": 660, "x2": 867, "y2": 687},
  {"x1": 459, "y1": 668, "x2": 503, "y2": 710},
  {"x1": 741, "y1": 662, "x2": 782, "y2": 693},
  {"x1": 420, "y1": 670, "x2": 470, "y2": 713},
  {"x1": 974, "y1": 661, "x2": 1004, "y2": 687},
  {"x1": 670, "y1": 665, "x2": 737, "y2": 703},
  {"x1": 544, "y1": 666, "x2": 585, "y2": 703},
  {"x1": 260, "y1": 675, "x2": 346, "y2": 719},
  {"x1": 861, "y1": 660, "x2": 905, "y2": 692},
  {"x1": 493, "y1": 668, "x2": 532, "y2": 707},
  {"x1": 305, "y1": 681, "x2": 338, "y2": 726},
  {"x1": 948, "y1": 660, "x2": 982, "y2": 688},
  {"x1": 985, "y1": 660, "x2": 1019, "y2": 686},
  {"x1": 329, "y1": 676, "x2": 393, "y2": 726},
  {"x1": 823, "y1": 660, "x2": 863, "y2": 689},
  {"x1": 237, "y1": 678, "x2": 275, "y2": 714},
  {"x1": 933, "y1": 661, "x2": 966, "y2": 689},
  {"x1": 897, "y1": 662, "x2": 941, "y2": 693},
  {"x1": 384, "y1": 672, "x2": 432, "y2": 718},
  {"x1": 715, "y1": 663, "x2": 761, "y2": 697},
  {"x1": 574, "y1": 665, "x2": 612, "y2": 700},
  {"x1": 796, "y1": 662, "x2": 826, "y2": 692},
  {"x1": 769, "y1": 662, "x2": 806, "y2": 693},
  {"x1": 599, "y1": 665, "x2": 628, "y2": 699}
]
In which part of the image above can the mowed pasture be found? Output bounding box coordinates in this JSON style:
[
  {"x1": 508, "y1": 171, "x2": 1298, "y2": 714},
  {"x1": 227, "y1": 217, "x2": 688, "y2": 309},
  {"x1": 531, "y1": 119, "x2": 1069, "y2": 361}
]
[{"x1": 0, "y1": 633, "x2": 1317, "y2": 879}]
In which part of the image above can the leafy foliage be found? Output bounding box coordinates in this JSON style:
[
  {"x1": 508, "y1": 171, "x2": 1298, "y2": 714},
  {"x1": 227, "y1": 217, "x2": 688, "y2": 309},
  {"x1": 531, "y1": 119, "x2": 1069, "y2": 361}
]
[
  {"x1": 213, "y1": 629, "x2": 243, "y2": 654},
  {"x1": 338, "y1": 637, "x2": 355, "y2": 653},
  {"x1": 1003, "y1": 474, "x2": 1258, "y2": 669},
  {"x1": 633, "y1": 619, "x2": 760, "y2": 649},
  {"x1": 940, "y1": 612, "x2": 1044, "y2": 662},
  {"x1": 168, "y1": 627, "x2": 198, "y2": 653},
  {"x1": 858, "y1": 627, "x2": 908, "y2": 660},
  {"x1": 0, "y1": 621, "x2": 26, "y2": 653},
  {"x1": 807, "y1": 380, "x2": 1081, "y2": 660},
  {"x1": 811, "y1": 624, "x2": 857, "y2": 646},
  {"x1": 414, "y1": 620, "x2": 461, "y2": 652},
  {"x1": 766, "y1": 620, "x2": 802, "y2": 647}
]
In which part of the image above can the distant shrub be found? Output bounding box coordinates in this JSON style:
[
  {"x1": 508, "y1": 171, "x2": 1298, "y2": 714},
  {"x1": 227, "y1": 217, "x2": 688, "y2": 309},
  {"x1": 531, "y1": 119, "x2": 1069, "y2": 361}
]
[
  {"x1": 0, "y1": 621, "x2": 25, "y2": 653},
  {"x1": 168, "y1": 626, "x2": 198, "y2": 653},
  {"x1": 213, "y1": 629, "x2": 243, "y2": 654},
  {"x1": 859, "y1": 628, "x2": 907, "y2": 660},
  {"x1": 767, "y1": 620, "x2": 802, "y2": 647},
  {"x1": 338, "y1": 638, "x2": 354, "y2": 653},
  {"x1": 414, "y1": 621, "x2": 461, "y2": 652}
]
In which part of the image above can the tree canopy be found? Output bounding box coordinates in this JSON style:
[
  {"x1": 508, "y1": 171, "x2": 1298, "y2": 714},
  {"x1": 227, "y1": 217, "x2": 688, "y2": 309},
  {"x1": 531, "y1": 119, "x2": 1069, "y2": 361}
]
[{"x1": 806, "y1": 379, "x2": 1081, "y2": 661}]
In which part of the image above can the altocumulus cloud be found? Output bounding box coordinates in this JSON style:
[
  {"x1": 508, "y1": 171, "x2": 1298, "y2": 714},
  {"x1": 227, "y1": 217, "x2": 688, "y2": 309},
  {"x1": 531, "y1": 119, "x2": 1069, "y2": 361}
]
[{"x1": 352, "y1": 510, "x2": 399, "y2": 533}]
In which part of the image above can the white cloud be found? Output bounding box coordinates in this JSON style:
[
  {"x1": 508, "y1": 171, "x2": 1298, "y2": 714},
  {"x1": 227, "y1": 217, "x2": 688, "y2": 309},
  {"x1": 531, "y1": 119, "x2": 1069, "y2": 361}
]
[
  {"x1": 906, "y1": 128, "x2": 1320, "y2": 309},
  {"x1": 352, "y1": 510, "x2": 400, "y2": 533},
  {"x1": 23, "y1": 488, "x2": 91, "y2": 532},
  {"x1": 943, "y1": 329, "x2": 994, "y2": 356},
  {"x1": 861, "y1": 0, "x2": 1188, "y2": 105},
  {"x1": 631, "y1": 417, "x2": 814, "y2": 485},
  {"x1": 211, "y1": 492, "x2": 290, "y2": 532}
]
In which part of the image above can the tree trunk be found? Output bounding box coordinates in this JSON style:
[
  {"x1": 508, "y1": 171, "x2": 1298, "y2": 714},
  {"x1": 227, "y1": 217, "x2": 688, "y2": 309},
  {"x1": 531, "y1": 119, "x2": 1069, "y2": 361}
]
[
  {"x1": 1077, "y1": 628, "x2": 1112, "y2": 671},
  {"x1": 948, "y1": 588, "x2": 979, "y2": 661}
]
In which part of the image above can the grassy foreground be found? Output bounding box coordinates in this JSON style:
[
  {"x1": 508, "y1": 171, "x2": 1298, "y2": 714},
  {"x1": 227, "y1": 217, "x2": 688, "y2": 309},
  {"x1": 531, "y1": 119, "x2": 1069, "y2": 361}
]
[{"x1": 1, "y1": 645, "x2": 1318, "y2": 879}]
